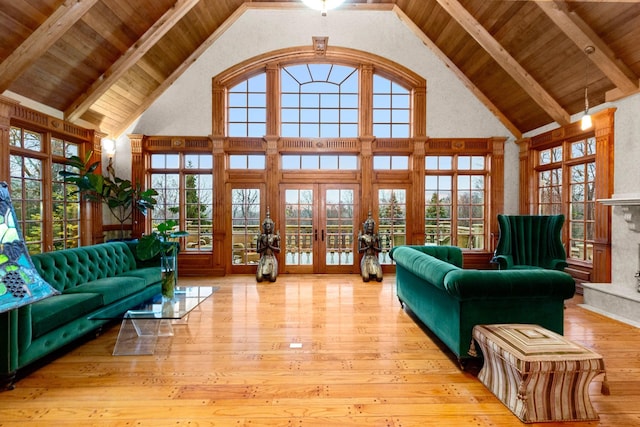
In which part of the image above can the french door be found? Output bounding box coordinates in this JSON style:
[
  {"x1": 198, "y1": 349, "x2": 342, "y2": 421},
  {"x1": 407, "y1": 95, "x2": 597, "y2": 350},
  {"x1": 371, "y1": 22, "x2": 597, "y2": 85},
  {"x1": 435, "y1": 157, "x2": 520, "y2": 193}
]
[{"x1": 281, "y1": 184, "x2": 359, "y2": 274}]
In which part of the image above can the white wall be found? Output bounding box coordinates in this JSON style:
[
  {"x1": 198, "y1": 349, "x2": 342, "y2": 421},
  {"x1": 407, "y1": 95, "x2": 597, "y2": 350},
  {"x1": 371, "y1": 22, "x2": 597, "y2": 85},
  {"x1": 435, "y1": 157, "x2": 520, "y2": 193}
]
[{"x1": 610, "y1": 94, "x2": 640, "y2": 286}]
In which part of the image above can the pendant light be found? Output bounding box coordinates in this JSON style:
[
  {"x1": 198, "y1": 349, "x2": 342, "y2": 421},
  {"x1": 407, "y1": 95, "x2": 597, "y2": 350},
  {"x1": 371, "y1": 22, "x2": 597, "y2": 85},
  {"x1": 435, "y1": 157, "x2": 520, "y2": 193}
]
[{"x1": 581, "y1": 46, "x2": 595, "y2": 131}]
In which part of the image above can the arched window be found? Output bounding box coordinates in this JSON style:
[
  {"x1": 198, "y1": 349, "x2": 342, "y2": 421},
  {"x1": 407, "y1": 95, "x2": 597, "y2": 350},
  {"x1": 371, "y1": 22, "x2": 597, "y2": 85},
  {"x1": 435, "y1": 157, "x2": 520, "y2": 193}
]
[
  {"x1": 373, "y1": 75, "x2": 410, "y2": 138},
  {"x1": 281, "y1": 64, "x2": 358, "y2": 138},
  {"x1": 228, "y1": 74, "x2": 266, "y2": 137}
]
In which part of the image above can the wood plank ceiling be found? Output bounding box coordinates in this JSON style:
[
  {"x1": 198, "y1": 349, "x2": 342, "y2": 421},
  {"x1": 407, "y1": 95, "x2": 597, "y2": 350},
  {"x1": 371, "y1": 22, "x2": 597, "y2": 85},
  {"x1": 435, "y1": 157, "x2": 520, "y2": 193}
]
[{"x1": 1, "y1": 0, "x2": 639, "y2": 139}]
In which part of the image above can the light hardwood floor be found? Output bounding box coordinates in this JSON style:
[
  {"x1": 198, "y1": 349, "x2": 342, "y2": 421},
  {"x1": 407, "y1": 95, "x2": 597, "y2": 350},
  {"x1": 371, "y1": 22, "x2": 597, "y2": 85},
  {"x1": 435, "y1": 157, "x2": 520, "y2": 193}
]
[{"x1": 1, "y1": 274, "x2": 639, "y2": 426}]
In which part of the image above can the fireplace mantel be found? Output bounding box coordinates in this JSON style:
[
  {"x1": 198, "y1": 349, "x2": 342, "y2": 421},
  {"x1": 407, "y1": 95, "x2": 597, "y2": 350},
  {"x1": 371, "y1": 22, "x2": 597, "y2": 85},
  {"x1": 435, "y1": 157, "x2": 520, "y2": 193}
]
[{"x1": 598, "y1": 194, "x2": 640, "y2": 231}]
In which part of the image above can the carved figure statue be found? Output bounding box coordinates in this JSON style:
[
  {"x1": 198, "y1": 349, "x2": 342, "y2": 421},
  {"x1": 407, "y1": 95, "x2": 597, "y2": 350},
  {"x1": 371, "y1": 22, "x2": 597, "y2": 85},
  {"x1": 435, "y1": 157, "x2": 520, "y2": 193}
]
[
  {"x1": 358, "y1": 212, "x2": 383, "y2": 282},
  {"x1": 256, "y1": 208, "x2": 280, "y2": 283}
]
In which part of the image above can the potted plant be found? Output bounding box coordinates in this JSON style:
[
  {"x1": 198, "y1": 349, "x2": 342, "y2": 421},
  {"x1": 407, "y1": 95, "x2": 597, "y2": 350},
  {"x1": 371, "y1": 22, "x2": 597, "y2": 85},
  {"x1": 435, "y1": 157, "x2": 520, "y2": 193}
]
[
  {"x1": 136, "y1": 219, "x2": 188, "y2": 300},
  {"x1": 60, "y1": 152, "x2": 158, "y2": 240}
]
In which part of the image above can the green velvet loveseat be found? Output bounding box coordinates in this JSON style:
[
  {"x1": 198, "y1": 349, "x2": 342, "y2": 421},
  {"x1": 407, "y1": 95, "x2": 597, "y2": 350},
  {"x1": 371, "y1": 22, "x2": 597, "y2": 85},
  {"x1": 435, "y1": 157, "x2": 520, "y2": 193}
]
[
  {"x1": 0, "y1": 241, "x2": 161, "y2": 389},
  {"x1": 390, "y1": 245, "x2": 575, "y2": 363}
]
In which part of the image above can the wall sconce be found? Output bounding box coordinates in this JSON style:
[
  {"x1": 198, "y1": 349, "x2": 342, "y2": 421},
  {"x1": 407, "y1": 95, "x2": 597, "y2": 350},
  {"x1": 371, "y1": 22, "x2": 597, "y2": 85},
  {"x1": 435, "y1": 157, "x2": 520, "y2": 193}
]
[
  {"x1": 101, "y1": 138, "x2": 116, "y2": 158},
  {"x1": 302, "y1": 0, "x2": 346, "y2": 16},
  {"x1": 101, "y1": 138, "x2": 116, "y2": 176}
]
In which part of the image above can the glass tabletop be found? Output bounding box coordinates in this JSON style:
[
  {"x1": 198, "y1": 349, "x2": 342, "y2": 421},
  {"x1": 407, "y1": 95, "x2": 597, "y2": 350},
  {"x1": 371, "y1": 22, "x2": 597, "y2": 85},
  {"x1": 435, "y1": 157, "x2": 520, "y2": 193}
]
[{"x1": 90, "y1": 286, "x2": 216, "y2": 321}]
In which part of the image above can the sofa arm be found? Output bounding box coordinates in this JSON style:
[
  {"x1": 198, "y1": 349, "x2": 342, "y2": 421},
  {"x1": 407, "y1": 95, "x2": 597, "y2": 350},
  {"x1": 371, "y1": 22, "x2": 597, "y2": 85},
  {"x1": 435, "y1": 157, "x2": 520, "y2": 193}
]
[
  {"x1": 492, "y1": 254, "x2": 513, "y2": 270},
  {"x1": 393, "y1": 245, "x2": 463, "y2": 268},
  {"x1": 547, "y1": 258, "x2": 569, "y2": 271},
  {"x1": 391, "y1": 246, "x2": 461, "y2": 291},
  {"x1": 443, "y1": 269, "x2": 575, "y2": 300}
]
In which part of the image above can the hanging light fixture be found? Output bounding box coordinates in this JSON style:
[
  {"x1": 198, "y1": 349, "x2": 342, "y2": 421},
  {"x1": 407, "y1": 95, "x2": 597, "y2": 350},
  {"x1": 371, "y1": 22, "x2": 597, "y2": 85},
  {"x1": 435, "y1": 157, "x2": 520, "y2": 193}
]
[
  {"x1": 581, "y1": 45, "x2": 595, "y2": 131},
  {"x1": 302, "y1": 0, "x2": 346, "y2": 16}
]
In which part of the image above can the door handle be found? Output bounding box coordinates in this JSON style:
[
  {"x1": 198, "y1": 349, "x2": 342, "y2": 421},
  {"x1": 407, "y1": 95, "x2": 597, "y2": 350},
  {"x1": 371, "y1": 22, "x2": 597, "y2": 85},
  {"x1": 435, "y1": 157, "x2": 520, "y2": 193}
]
[
  {"x1": 321, "y1": 230, "x2": 325, "y2": 241},
  {"x1": 315, "y1": 229, "x2": 318, "y2": 241}
]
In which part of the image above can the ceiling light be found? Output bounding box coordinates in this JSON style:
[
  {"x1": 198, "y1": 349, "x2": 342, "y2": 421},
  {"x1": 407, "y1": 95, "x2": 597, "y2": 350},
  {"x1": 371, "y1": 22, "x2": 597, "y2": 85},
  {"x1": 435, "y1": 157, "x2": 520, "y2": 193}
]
[
  {"x1": 581, "y1": 46, "x2": 595, "y2": 131},
  {"x1": 302, "y1": 0, "x2": 346, "y2": 16}
]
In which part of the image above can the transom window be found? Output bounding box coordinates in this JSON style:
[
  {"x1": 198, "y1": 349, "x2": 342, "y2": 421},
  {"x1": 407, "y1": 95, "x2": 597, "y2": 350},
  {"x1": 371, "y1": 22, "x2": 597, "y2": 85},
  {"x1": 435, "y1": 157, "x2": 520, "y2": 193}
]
[
  {"x1": 373, "y1": 155, "x2": 409, "y2": 170},
  {"x1": 229, "y1": 154, "x2": 265, "y2": 169},
  {"x1": 281, "y1": 154, "x2": 358, "y2": 170}
]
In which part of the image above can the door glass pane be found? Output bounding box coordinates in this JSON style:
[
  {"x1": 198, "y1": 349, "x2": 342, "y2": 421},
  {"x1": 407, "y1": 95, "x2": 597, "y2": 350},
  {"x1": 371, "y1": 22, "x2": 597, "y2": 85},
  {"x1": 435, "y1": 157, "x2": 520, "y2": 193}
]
[
  {"x1": 285, "y1": 189, "x2": 314, "y2": 266},
  {"x1": 378, "y1": 189, "x2": 406, "y2": 265},
  {"x1": 325, "y1": 189, "x2": 354, "y2": 266},
  {"x1": 231, "y1": 189, "x2": 261, "y2": 265}
]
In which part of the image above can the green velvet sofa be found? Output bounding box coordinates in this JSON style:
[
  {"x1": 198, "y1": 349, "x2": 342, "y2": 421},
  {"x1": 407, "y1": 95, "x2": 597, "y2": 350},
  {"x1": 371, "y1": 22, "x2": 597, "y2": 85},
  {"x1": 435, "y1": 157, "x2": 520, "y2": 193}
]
[
  {"x1": 390, "y1": 245, "x2": 576, "y2": 363},
  {"x1": 0, "y1": 241, "x2": 161, "y2": 389}
]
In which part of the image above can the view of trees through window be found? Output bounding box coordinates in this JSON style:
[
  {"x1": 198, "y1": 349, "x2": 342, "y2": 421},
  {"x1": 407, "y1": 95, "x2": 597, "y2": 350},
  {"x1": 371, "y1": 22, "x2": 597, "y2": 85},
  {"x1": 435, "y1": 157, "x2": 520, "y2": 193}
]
[
  {"x1": 9, "y1": 126, "x2": 80, "y2": 253},
  {"x1": 424, "y1": 155, "x2": 487, "y2": 249},
  {"x1": 536, "y1": 137, "x2": 595, "y2": 263},
  {"x1": 149, "y1": 154, "x2": 213, "y2": 251}
]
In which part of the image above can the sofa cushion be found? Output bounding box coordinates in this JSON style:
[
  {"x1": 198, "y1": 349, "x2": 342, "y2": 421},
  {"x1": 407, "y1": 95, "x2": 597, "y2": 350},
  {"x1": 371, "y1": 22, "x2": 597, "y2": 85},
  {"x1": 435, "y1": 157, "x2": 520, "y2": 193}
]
[
  {"x1": 30, "y1": 293, "x2": 103, "y2": 338},
  {"x1": 117, "y1": 267, "x2": 160, "y2": 286},
  {"x1": 63, "y1": 276, "x2": 148, "y2": 305}
]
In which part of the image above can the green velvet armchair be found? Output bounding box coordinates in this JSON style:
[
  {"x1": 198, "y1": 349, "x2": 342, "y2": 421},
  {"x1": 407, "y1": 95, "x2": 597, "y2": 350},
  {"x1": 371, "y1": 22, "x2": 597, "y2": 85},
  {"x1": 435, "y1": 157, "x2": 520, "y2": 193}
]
[{"x1": 492, "y1": 214, "x2": 568, "y2": 271}]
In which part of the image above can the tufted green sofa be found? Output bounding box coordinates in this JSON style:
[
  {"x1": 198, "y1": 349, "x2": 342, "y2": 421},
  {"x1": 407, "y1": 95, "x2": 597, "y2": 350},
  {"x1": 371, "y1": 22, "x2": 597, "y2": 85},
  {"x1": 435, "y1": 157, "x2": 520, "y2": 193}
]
[
  {"x1": 390, "y1": 245, "x2": 575, "y2": 363},
  {"x1": 0, "y1": 241, "x2": 161, "y2": 389}
]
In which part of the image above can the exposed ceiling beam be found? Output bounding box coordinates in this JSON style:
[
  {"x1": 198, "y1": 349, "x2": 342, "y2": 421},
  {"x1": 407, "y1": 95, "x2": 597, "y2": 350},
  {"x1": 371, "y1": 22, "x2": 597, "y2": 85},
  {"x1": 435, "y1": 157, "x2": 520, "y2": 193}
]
[
  {"x1": 435, "y1": 0, "x2": 570, "y2": 126},
  {"x1": 64, "y1": 0, "x2": 200, "y2": 124},
  {"x1": 536, "y1": 0, "x2": 638, "y2": 94},
  {"x1": 0, "y1": 0, "x2": 99, "y2": 93},
  {"x1": 392, "y1": 6, "x2": 521, "y2": 138},
  {"x1": 111, "y1": 2, "x2": 252, "y2": 137}
]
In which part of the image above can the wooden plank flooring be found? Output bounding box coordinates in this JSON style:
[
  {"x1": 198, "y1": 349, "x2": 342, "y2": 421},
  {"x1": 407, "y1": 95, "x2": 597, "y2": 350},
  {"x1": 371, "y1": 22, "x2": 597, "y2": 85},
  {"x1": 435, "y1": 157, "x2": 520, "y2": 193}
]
[{"x1": 1, "y1": 274, "x2": 639, "y2": 426}]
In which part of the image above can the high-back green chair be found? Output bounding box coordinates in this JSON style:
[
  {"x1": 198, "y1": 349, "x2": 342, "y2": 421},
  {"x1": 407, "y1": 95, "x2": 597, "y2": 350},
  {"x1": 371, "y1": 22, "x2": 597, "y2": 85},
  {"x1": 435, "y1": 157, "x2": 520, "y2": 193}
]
[{"x1": 492, "y1": 214, "x2": 567, "y2": 271}]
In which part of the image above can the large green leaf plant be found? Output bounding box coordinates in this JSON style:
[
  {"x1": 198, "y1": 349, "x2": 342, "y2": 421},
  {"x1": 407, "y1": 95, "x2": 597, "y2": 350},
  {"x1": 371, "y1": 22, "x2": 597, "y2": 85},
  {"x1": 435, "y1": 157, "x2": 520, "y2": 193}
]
[{"x1": 60, "y1": 152, "x2": 158, "y2": 240}]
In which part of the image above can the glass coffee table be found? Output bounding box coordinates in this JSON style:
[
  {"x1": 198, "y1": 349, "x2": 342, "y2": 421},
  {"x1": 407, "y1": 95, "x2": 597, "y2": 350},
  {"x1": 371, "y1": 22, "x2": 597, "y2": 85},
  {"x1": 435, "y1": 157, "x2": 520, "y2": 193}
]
[{"x1": 90, "y1": 286, "x2": 216, "y2": 355}]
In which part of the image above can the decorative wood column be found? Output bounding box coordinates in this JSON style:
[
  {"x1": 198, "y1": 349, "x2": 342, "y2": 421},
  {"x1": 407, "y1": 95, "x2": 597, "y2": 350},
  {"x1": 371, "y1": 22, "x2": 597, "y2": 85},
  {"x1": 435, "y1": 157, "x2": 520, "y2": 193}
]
[
  {"x1": 211, "y1": 135, "x2": 226, "y2": 275},
  {"x1": 411, "y1": 138, "x2": 427, "y2": 244},
  {"x1": 516, "y1": 138, "x2": 533, "y2": 214},
  {"x1": 87, "y1": 131, "x2": 105, "y2": 245},
  {"x1": 359, "y1": 64, "x2": 373, "y2": 138},
  {"x1": 360, "y1": 136, "x2": 374, "y2": 225},
  {"x1": 413, "y1": 86, "x2": 427, "y2": 139},
  {"x1": 592, "y1": 108, "x2": 615, "y2": 283},
  {"x1": 490, "y1": 137, "x2": 506, "y2": 251},
  {"x1": 129, "y1": 134, "x2": 145, "y2": 238},
  {"x1": 264, "y1": 63, "x2": 281, "y2": 240},
  {"x1": 0, "y1": 97, "x2": 18, "y2": 183},
  {"x1": 359, "y1": 65, "x2": 374, "y2": 226}
]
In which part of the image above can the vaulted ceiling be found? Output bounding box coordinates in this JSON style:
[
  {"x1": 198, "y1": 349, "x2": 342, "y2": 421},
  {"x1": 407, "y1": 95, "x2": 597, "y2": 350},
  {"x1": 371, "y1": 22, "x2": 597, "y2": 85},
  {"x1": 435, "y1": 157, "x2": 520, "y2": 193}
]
[{"x1": 2, "y1": 0, "x2": 639, "y2": 139}]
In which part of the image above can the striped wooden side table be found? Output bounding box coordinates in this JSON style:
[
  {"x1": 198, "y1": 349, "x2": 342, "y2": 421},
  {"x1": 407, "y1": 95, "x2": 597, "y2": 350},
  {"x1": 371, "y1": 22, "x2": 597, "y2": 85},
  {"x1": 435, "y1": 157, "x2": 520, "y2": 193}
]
[{"x1": 471, "y1": 324, "x2": 608, "y2": 423}]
